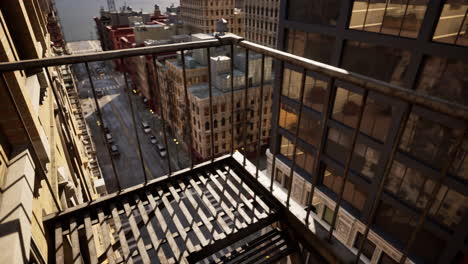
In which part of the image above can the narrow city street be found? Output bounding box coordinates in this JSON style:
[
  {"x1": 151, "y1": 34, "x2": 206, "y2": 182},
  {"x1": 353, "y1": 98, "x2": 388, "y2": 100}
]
[{"x1": 73, "y1": 59, "x2": 185, "y2": 193}]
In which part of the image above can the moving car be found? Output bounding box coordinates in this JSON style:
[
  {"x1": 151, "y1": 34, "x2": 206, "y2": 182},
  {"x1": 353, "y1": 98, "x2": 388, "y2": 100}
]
[
  {"x1": 157, "y1": 143, "x2": 167, "y2": 158},
  {"x1": 150, "y1": 135, "x2": 157, "y2": 144},
  {"x1": 142, "y1": 122, "x2": 151, "y2": 133}
]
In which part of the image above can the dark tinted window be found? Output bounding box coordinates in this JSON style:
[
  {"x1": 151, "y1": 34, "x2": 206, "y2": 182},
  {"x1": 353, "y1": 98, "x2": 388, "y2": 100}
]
[
  {"x1": 378, "y1": 252, "x2": 398, "y2": 264},
  {"x1": 417, "y1": 56, "x2": 468, "y2": 106},
  {"x1": 353, "y1": 233, "x2": 376, "y2": 260},
  {"x1": 322, "y1": 166, "x2": 367, "y2": 212},
  {"x1": 385, "y1": 161, "x2": 468, "y2": 228},
  {"x1": 374, "y1": 201, "x2": 445, "y2": 264},
  {"x1": 286, "y1": 30, "x2": 335, "y2": 65},
  {"x1": 287, "y1": 0, "x2": 341, "y2": 26},
  {"x1": 341, "y1": 41, "x2": 411, "y2": 86}
]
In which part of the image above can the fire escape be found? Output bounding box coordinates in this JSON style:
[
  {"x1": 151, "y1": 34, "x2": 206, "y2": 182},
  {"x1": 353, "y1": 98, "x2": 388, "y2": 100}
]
[{"x1": 0, "y1": 35, "x2": 466, "y2": 264}]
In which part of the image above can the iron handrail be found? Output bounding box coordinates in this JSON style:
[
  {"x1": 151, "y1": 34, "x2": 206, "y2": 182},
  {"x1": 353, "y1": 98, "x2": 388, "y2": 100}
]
[{"x1": 0, "y1": 35, "x2": 467, "y2": 121}]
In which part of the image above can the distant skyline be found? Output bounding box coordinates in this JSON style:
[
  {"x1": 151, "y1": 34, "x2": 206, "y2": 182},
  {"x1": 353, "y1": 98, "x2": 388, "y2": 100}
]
[{"x1": 55, "y1": 0, "x2": 179, "y2": 41}]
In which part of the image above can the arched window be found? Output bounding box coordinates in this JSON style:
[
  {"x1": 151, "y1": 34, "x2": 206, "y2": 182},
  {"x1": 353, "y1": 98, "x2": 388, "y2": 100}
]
[
  {"x1": 221, "y1": 118, "x2": 226, "y2": 126},
  {"x1": 214, "y1": 119, "x2": 218, "y2": 128},
  {"x1": 205, "y1": 121, "x2": 210, "y2": 130}
]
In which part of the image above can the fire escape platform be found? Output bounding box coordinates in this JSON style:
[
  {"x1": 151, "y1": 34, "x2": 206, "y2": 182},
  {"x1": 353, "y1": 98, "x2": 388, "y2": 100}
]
[{"x1": 44, "y1": 155, "x2": 295, "y2": 264}]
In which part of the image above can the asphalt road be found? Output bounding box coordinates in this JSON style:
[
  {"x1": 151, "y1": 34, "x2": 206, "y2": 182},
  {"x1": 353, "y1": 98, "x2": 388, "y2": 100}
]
[{"x1": 75, "y1": 61, "x2": 173, "y2": 193}]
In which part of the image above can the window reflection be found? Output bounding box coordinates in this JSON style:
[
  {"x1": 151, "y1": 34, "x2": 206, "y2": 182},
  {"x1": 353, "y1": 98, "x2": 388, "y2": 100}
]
[
  {"x1": 295, "y1": 146, "x2": 315, "y2": 175},
  {"x1": 322, "y1": 166, "x2": 367, "y2": 212},
  {"x1": 332, "y1": 87, "x2": 364, "y2": 129},
  {"x1": 385, "y1": 160, "x2": 468, "y2": 228},
  {"x1": 287, "y1": 0, "x2": 341, "y2": 26},
  {"x1": 299, "y1": 110, "x2": 321, "y2": 148},
  {"x1": 280, "y1": 136, "x2": 294, "y2": 159},
  {"x1": 279, "y1": 137, "x2": 316, "y2": 175},
  {"x1": 278, "y1": 103, "x2": 298, "y2": 134},
  {"x1": 303, "y1": 76, "x2": 328, "y2": 112},
  {"x1": 416, "y1": 56, "x2": 468, "y2": 106},
  {"x1": 399, "y1": 112, "x2": 463, "y2": 170},
  {"x1": 433, "y1": 0, "x2": 468, "y2": 46},
  {"x1": 349, "y1": 0, "x2": 429, "y2": 38},
  {"x1": 287, "y1": 30, "x2": 336, "y2": 65},
  {"x1": 450, "y1": 137, "x2": 467, "y2": 182},
  {"x1": 361, "y1": 97, "x2": 394, "y2": 142},
  {"x1": 326, "y1": 128, "x2": 381, "y2": 179},
  {"x1": 341, "y1": 41, "x2": 411, "y2": 86},
  {"x1": 374, "y1": 201, "x2": 445, "y2": 264},
  {"x1": 282, "y1": 68, "x2": 302, "y2": 100}
]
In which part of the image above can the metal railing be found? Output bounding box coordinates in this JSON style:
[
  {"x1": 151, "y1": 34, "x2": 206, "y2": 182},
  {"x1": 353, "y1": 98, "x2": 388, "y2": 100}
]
[{"x1": 1, "y1": 34, "x2": 467, "y2": 263}]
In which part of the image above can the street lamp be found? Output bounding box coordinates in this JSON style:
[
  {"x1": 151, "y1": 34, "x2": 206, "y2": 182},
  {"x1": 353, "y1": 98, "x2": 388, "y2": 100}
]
[{"x1": 173, "y1": 138, "x2": 180, "y2": 168}]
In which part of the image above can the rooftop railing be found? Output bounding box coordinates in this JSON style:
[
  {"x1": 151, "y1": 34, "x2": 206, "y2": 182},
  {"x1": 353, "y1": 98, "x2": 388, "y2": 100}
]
[{"x1": 1, "y1": 34, "x2": 467, "y2": 264}]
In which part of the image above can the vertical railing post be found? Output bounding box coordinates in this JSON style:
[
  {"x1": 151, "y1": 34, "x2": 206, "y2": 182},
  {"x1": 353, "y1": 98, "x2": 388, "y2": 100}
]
[
  {"x1": 270, "y1": 61, "x2": 285, "y2": 192},
  {"x1": 286, "y1": 68, "x2": 307, "y2": 207},
  {"x1": 230, "y1": 43, "x2": 235, "y2": 155},
  {"x1": 45, "y1": 67, "x2": 93, "y2": 201},
  {"x1": 305, "y1": 78, "x2": 337, "y2": 224},
  {"x1": 398, "y1": 123, "x2": 467, "y2": 264},
  {"x1": 120, "y1": 58, "x2": 149, "y2": 184},
  {"x1": 0, "y1": 72, "x2": 63, "y2": 212},
  {"x1": 242, "y1": 49, "x2": 250, "y2": 167},
  {"x1": 181, "y1": 51, "x2": 195, "y2": 169},
  {"x1": 84, "y1": 62, "x2": 122, "y2": 191},
  {"x1": 354, "y1": 104, "x2": 413, "y2": 263},
  {"x1": 151, "y1": 56, "x2": 172, "y2": 175},
  {"x1": 327, "y1": 90, "x2": 369, "y2": 242},
  {"x1": 255, "y1": 54, "x2": 266, "y2": 179},
  {"x1": 206, "y1": 48, "x2": 215, "y2": 162}
]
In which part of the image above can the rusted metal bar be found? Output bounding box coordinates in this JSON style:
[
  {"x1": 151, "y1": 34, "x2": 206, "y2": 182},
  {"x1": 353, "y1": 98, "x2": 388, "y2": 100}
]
[
  {"x1": 255, "y1": 54, "x2": 266, "y2": 179},
  {"x1": 398, "y1": 123, "x2": 467, "y2": 264},
  {"x1": 305, "y1": 78, "x2": 336, "y2": 225},
  {"x1": 230, "y1": 43, "x2": 235, "y2": 155},
  {"x1": 243, "y1": 48, "x2": 250, "y2": 166},
  {"x1": 85, "y1": 62, "x2": 122, "y2": 191},
  {"x1": 45, "y1": 67, "x2": 93, "y2": 201},
  {"x1": 181, "y1": 51, "x2": 195, "y2": 169},
  {"x1": 0, "y1": 38, "x2": 227, "y2": 72},
  {"x1": 0, "y1": 36, "x2": 465, "y2": 120},
  {"x1": 238, "y1": 40, "x2": 468, "y2": 121},
  {"x1": 206, "y1": 48, "x2": 215, "y2": 162},
  {"x1": 0, "y1": 73, "x2": 62, "y2": 212},
  {"x1": 120, "y1": 58, "x2": 148, "y2": 184},
  {"x1": 286, "y1": 68, "x2": 307, "y2": 207},
  {"x1": 327, "y1": 90, "x2": 369, "y2": 242},
  {"x1": 151, "y1": 56, "x2": 172, "y2": 175},
  {"x1": 270, "y1": 61, "x2": 285, "y2": 192},
  {"x1": 355, "y1": 104, "x2": 413, "y2": 263}
]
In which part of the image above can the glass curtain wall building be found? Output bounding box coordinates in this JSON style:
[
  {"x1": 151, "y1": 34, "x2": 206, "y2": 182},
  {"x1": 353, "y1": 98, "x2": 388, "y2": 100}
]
[{"x1": 268, "y1": 0, "x2": 468, "y2": 263}]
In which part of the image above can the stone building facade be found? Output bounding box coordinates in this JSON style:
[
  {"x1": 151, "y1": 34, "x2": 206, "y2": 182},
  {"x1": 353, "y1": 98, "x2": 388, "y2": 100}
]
[
  {"x1": 244, "y1": 0, "x2": 280, "y2": 48},
  {"x1": 180, "y1": 0, "x2": 244, "y2": 36},
  {"x1": 0, "y1": 1, "x2": 98, "y2": 263},
  {"x1": 157, "y1": 34, "x2": 273, "y2": 161}
]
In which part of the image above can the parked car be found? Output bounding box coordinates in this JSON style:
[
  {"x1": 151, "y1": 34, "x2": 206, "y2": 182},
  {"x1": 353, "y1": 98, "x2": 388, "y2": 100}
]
[
  {"x1": 150, "y1": 135, "x2": 157, "y2": 144},
  {"x1": 142, "y1": 122, "x2": 151, "y2": 133},
  {"x1": 103, "y1": 123, "x2": 110, "y2": 133},
  {"x1": 105, "y1": 133, "x2": 113, "y2": 143},
  {"x1": 157, "y1": 143, "x2": 167, "y2": 158},
  {"x1": 110, "y1": 144, "x2": 120, "y2": 157}
]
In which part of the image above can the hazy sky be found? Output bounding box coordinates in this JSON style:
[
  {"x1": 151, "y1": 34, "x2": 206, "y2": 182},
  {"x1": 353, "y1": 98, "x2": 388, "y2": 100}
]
[{"x1": 55, "y1": 0, "x2": 179, "y2": 41}]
